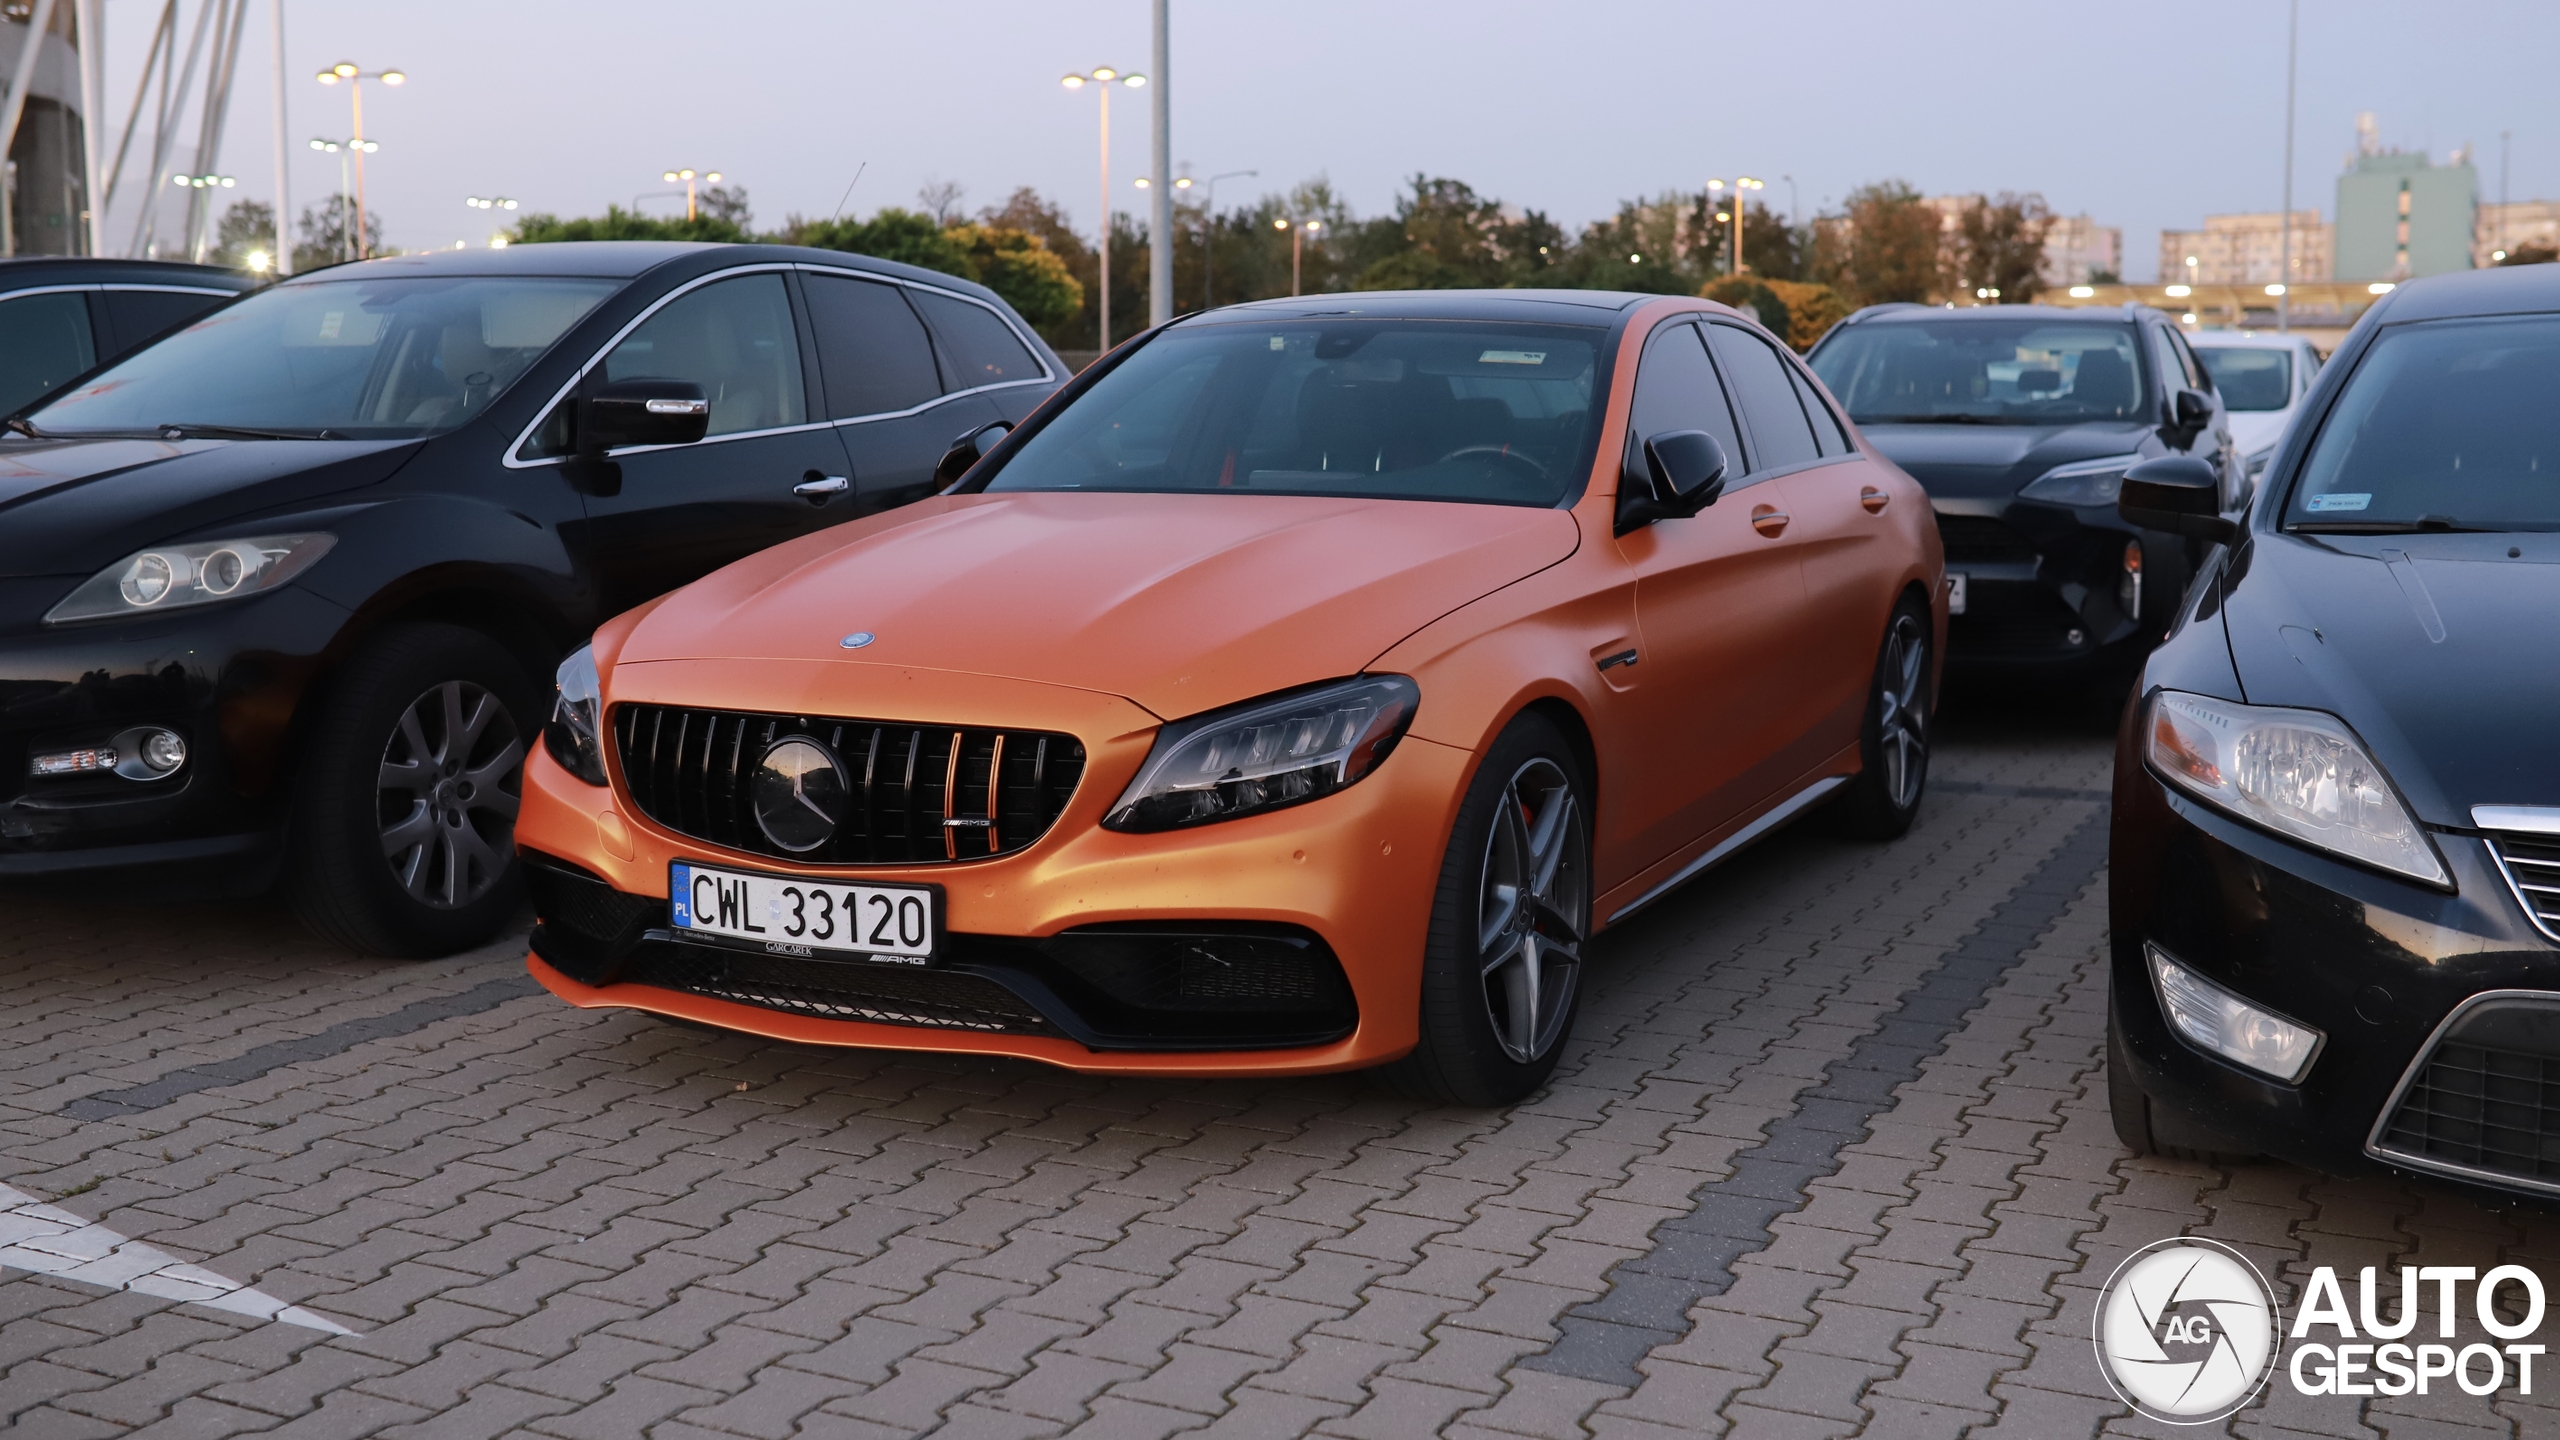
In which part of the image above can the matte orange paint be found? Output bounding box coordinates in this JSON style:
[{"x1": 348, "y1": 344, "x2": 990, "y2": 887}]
[{"x1": 521, "y1": 298, "x2": 1943, "y2": 1075}]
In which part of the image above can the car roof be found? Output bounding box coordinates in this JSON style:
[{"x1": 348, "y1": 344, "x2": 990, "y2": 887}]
[
  {"x1": 1191, "y1": 289, "x2": 1656, "y2": 328},
  {"x1": 1849, "y1": 302, "x2": 2144, "y2": 326},
  {"x1": 2370, "y1": 264, "x2": 2560, "y2": 324},
  {"x1": 2185, "y1": 331, "x2": 2312, "y2": 350},
  {"x1": 275, "y1": 241, "x2": 1023, "y2": 308},
  {"x1": 0, "y1": 256, "x2": 251, "y2": 290}
]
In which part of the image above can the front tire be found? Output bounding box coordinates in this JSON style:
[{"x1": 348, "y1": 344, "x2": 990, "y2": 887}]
[
  {"x1": 1384, "y1": 713, "x2": 1592, "y2": 1106},
  {"x1": 1828, "y1": 595, "x2": 1932, "y2": 840},
  {"x1": 286, "y1": 624, "x2": 537, "y2": 957}
]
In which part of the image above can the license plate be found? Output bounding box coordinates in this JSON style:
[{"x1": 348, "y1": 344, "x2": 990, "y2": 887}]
[
  {"x1": 1947, "y1": 573, "x2": 1968, "y2": 615},
  {"x1": 669, "y1": 862, "x2": 939, "y2": 963}
]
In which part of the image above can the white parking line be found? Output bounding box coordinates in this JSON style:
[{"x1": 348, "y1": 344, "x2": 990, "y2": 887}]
[{"x1": 0, "y1": 1183, "x2": 355, "y2": 1335}]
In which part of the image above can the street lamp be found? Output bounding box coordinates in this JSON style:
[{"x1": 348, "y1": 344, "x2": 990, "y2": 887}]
[
  {"x1": 661, "y1": 169, "x2": 723, "y2": 222},
  {"x1": 1732, "y1": 177, "x2": 1765, "y2": 274},
  {"x1": 308, "y1": 138, "x2": 378, "y2": 264},
  {"x1": 1063, "y1": 66, "x2": 1145, "y2": 350},
  {"x1": 169, "y1": 173, "x2": 237, "y2": 264},
  {"x1": 315, "y1": 62, "x2": 403, "y2": 259},
  {"x1": 1187, "y1": 169, "x2": 1254, "y2": 309},
  {"x1": 1275, "y1": 217, "x2": 1323, "y2": 298},
  {"x1": 466, "y1": 196, "x2": 518, "y2": 211}
]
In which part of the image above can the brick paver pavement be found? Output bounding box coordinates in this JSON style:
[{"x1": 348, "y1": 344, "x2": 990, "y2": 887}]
[{"x1": 3, "y1": 716, "x2": 2554, "y2": 1437}]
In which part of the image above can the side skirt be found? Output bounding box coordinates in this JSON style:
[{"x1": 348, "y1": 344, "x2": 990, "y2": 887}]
[{"x1": 1603, "y1": 774, "x2": 1849, "y2": 927}]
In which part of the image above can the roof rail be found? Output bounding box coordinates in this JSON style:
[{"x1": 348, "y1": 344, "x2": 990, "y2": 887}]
[{"x1": 1842, "y1": 302, "x2": 1928, "y2": 325}]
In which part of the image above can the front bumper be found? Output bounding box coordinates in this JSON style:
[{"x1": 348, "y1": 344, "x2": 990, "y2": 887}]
[
  {"x1": 1937, "y1": 500, "x2": 2186, "y2": 675},
  {"x1": 0, "y1": 583, "x2": 346, "y2": 879},
  {"x1": 514, "y1": 658, "x2": 1474, "y2": 1076},
  {"x1": 2110, "y1": 736, "x2": 2560, "y2": 1199}
]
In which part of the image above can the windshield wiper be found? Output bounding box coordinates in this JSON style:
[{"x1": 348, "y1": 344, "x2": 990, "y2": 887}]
[
  {"x1": 3, "y1": 416, "x2": 40, "y2": 439},
  {"x1": 153, "y1": 423, "x2": 345, "y2": 441},
  {"x1": 2292, "y1": 519, "x2": 2504, "y2": 534}
]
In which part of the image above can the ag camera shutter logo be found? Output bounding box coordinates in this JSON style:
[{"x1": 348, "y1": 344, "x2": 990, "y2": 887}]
[{"x1": 2094, "y1": 1238, "x2": 2283, "y2": 1423}]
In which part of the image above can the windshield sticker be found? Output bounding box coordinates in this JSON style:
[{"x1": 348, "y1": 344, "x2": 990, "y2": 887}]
[
  {"x1": 1479, "y1": 350, "x2": 1547, "y2": 365},
  {"x1": 2306, "y1": 493, "x2": 2372, "y2": 513}
]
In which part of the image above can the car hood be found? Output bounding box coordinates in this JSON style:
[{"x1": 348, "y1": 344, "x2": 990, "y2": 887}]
[
  {"x1": 0, "y1": 435, "x2": 423, "y2": 578},
  {"x1": 2221, "y1": 531, "x2": 2560, "y2": 823},
  {"x1": 1859, "y1": 420, "x2": 2156, "y2": 505},
  {"x1": 617, "y1": 490, "x2": 1583, "y2": 720}
]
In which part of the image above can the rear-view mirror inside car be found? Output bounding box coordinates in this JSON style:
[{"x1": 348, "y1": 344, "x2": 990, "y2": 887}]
[{"x1": 581, "y1": 379, "x2": 712, "y2": 453}]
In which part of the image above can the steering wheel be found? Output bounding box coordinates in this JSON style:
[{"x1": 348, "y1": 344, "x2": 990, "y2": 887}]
[{"x1": 1437, "y1": 444, "x2": 1549, "y2": 482}]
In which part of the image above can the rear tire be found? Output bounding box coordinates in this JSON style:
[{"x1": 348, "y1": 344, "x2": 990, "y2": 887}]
[
  {"x1": 1827, "y1": 595, "x2": 1932, "y2": 840},
  {"x1": 1382, "y1": 713, "x2": 1592, "y2": 1107},
  {"x1": 286, "y1": 624, "x2": 538, "y2": 957}
]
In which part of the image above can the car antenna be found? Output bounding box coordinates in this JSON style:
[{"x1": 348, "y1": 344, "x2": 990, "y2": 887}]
[{"x1": 829, "y1": 163, "x2": 869, "y2": 224}]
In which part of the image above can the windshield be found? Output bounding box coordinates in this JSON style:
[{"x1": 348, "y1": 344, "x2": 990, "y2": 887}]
[
  {"x1": 2192, "y1": 346, "x2": 2291, "y2": 412},
  {"x1": 1809, "y1": 319, "x2": 2149, "y2": 425},
  {"x1": 29, "y1": 276, "x2": 617, "y2": 439},
  {"x1": 2287, "y1": 317, "x2": 2560, "y2": 533},
  {"x1": 982, "y1": 319, "x2": 1603, "y2": 506}
]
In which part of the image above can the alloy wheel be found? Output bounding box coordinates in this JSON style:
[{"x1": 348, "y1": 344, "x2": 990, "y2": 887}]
[
  {"x1": 1877, "y1": 612, "x2": 1929, "y2": 810},
  {"x1": 376, "y1": 680, "x2": 524, "y2": 909},
  {"x1": 1475, "y1": 756, "x2": 1588, "y2": 1065}
]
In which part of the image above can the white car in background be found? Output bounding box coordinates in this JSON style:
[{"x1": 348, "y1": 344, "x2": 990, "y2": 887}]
[{"x1": 2186, "y1": 331, "x2": 2323, "y2": 491}]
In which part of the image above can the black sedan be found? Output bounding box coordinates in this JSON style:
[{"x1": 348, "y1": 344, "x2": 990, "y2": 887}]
[
  {"x1": 1808, "y1": 302, "x2": 2234, "y2": 682},
  {"x1": 0, "y1": 242, "x2": 1060, "y2": 954},
  {"x1": 2107, "y1": 265, "x2": 2560, "y2": 1202}
]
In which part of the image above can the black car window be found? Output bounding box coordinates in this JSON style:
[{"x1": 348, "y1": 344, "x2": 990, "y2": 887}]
[
  {"x1": 909, "y1": 289, "x2": 1042, "y2": 390},
  {"x1": 0, "y1": 290, "x2": 94, "y2": 417},
  {"x1": 804, "y1": 273, "x2": 943, "y2": 419},
  {"x1": 2287, "y1": 315, "x2": 2560, "y2": 532},
  {"x1": 1809, "y1": 319, "x2": 2148, "y2": 424},
  {"x1": 2190, "y1": 346, "x2": 2291, "y2": 411},
  {"x1": 1708, "y1": 323, "x2": 1820, "y2": 471},
  {"x1": 600, "y1": 273, "x2": 807, "y2": 438},
  {"x1": 102, "y1": 288, "x2": 229, "y2": 352},
  {"x1": 1626, "y1": 322, "x2": 1745, "y2": 480},
  {"x1": 1788, "y1": 365, "x2": 1851, "y2": 456}
]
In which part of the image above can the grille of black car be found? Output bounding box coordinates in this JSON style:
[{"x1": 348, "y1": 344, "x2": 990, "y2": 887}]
[
  {"x1": 1935, "y1": 515, "x2": 2041, "y2": 567},
  {"x1": 613, "y1": 704, "x2": 1085, "y2": 866},
  {"x1": 619, "y1": 945, "x2": 1056, "y2": 1034},
  {"x1": 2484, "y1": 833, "x2": 2560, "y2": 943},
  {"x1": 2378, "y1": 1039, "x2": 2560, "y2": 1186}
]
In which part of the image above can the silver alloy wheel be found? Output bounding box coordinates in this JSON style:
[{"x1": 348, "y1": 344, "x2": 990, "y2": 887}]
[
  {"x1": 377, "y1": 680, "x2": 524, "y2": 908},
  {"x1": 1476, "y1": 755, "x2": 1588, "y2": 1064},
  {"x1": 1877, "y1": 611, "x2": 1929, "y2": 810}
]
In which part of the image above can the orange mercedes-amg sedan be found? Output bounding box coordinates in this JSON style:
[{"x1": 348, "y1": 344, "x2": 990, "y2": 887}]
[{"x1": 516, "y1": 291, "x2": 1944, "y2": 1103}]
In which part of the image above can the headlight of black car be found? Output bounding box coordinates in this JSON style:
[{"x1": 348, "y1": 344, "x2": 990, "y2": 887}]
[
  {"x1": 1104, "y1": 675, "x2": 1419, "y2": 832},
  {"x1": 2016, "y1": 454, "x2": 2143, "y2": 507},
  {"x1": 2145, "y1": 689, "x2": 2446, "y2": 885},
  {"x1": 545, "y1": 644, "x2": 608, "y2": 787},
  {"x1": 44, "y1": 533, "x2": 337, "y2": 623}
]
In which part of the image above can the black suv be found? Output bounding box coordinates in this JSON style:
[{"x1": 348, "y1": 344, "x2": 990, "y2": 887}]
[
  {"x1": 0, "y1": 257, "x2": 252, "y2": 418},
  {"x1": 1807, "y1": 303, "x2": 2235, "y2": 681},
  {"x1": 0, "y1": 241, "x2": 1061, "y2": 953}
]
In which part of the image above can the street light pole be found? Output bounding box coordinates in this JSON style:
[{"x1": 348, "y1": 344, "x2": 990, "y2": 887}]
[
  {"x1": 1149, "y1": 0, "x2": 1172, "y2": 328},
  {"x1": 662, "y1": 169, "x2": 722, "y2": 222},
  {"x1": 315, "y1": 61, "x2": 403, "y2": 259},
  {"x1": 307, "y1": 137, "x2": 373, "y2": 263},
  {"x1": 1063, "y1": 67, "x2": 1145, "y2": 350},
  {"x1": 2278, "y1": 0, "x2": 2297, "y2": 331},
  {"x1": 1734, "y1": 177, "x2": 1764, "y2": 275},
  {"x1": 268, "y1": 0, "x2": 289, "y2": 273},
  {"x1": 1191, "y1": 169, "x2": 1254, "y2": 309},
  {"x1": 1277, "y1": 217, "x2": 1322, "y2": 297}
]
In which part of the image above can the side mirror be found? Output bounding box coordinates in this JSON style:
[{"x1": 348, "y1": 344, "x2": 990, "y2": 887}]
[
  {"x1": 2171, "y1": 387, "x2": 2214, "y2": 435},
  {"x1": 934, "y1": 421, "x2": 1013, "y2": 488},
  {"x1": 1615, "y1": 429, "x2": 1729, "y2": 535},
  {"x1": 581, "y1": 379, "x2": 711, "y2": 452},
  {"x1": 2118, "y1": 455, "x2": 2236, "y2": 543}
]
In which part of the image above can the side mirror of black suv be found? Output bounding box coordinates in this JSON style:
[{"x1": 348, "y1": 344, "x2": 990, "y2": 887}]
[{"x1": 582, "y1": 379, "x2": 712, "y2": 452}]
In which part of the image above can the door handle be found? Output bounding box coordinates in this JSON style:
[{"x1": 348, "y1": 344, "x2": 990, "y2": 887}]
[
  {"x1": 794, "y1": 473, "x2": 850, "y2": 505},
  {"x1": 1860, "y1": 486, "x2": 1890, "y2": 514},
  {"x1": 1750, "y1": 504, "x2": 1790, "y2": 537}
]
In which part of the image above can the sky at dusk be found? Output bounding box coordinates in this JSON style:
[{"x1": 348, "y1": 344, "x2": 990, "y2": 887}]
[{"x1": 100, "y1": 0, "x2": 2560, "y2": 281}]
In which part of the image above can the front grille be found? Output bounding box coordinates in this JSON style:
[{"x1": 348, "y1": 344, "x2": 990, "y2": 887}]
[
  {"x1": 2485, "y1": 832, "x2": 2560, "y2": 942},
  {"x1": 1936, "y1": 515, "x2": 2041, "y2": 567},
  {"x1": 2379, "y1": 1039, "x2": 2560, "y2": 1186},
  {"x1": 614, "y1": 704, "x2": 1085, "y2": 866},
  {"x1": 620, "y1": 943, "x2": 1055, "y2": 1034}
]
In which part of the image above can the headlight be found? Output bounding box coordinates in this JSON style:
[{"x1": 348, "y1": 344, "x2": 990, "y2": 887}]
[
  {"x1": 545, "y1": 644, "x2": 607, "y2": 787},
  {"x1": 1103, "y1": 675, "x2": 1419, "y2": 832},
  {"x1": 2017, "y1": 454, "x2": 2142, "y2": 507},
  {"x1": 2144, "y1": 689, "x2": 2445, "y2": 884},
  {"x1": 45, "y1": 533, "x2": 337, "y2": 624}
]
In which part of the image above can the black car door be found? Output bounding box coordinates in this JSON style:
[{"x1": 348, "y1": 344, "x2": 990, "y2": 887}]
[
  {"x1": 800, "y1": 269, "x2": 994, "y2": 515},
  {"x1": 560, "y1": 269, "x2": 854, "y2": 613}
]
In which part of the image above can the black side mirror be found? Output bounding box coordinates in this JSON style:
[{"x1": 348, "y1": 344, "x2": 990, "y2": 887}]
[
  {"x1": 2171, "y1": 387, "x2": 2214, "y2": 435},
  {"x1": 1615, "y1": 429, "x2": 1728, "y2": 535},
  {"x1": 2118, "y1": 455, "x2": 2235, "y2": 543},
  {"x1": 581, "y1": 379, "x2": 711, "y2": 453},
  {"x1": 934, "y1": 421, "x2": 1014, "y2": 488}
]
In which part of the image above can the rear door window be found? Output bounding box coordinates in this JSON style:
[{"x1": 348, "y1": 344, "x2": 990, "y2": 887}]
[
  {"x1": 909, "y1": 289, "x2": 1044, "y2": 390},
  {"x1": 1788, "y1": 366, "x2": 1852, "y2": 456},
  {"x1": 803, "y1": 273, "x2": 943, "y2": 418},
  {"x1": 0, "y1": 290, "x2": 95, "y2": 416},
  {"x1": 1707, "y1": 323, "x2": 1820, "y2": 472}
]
